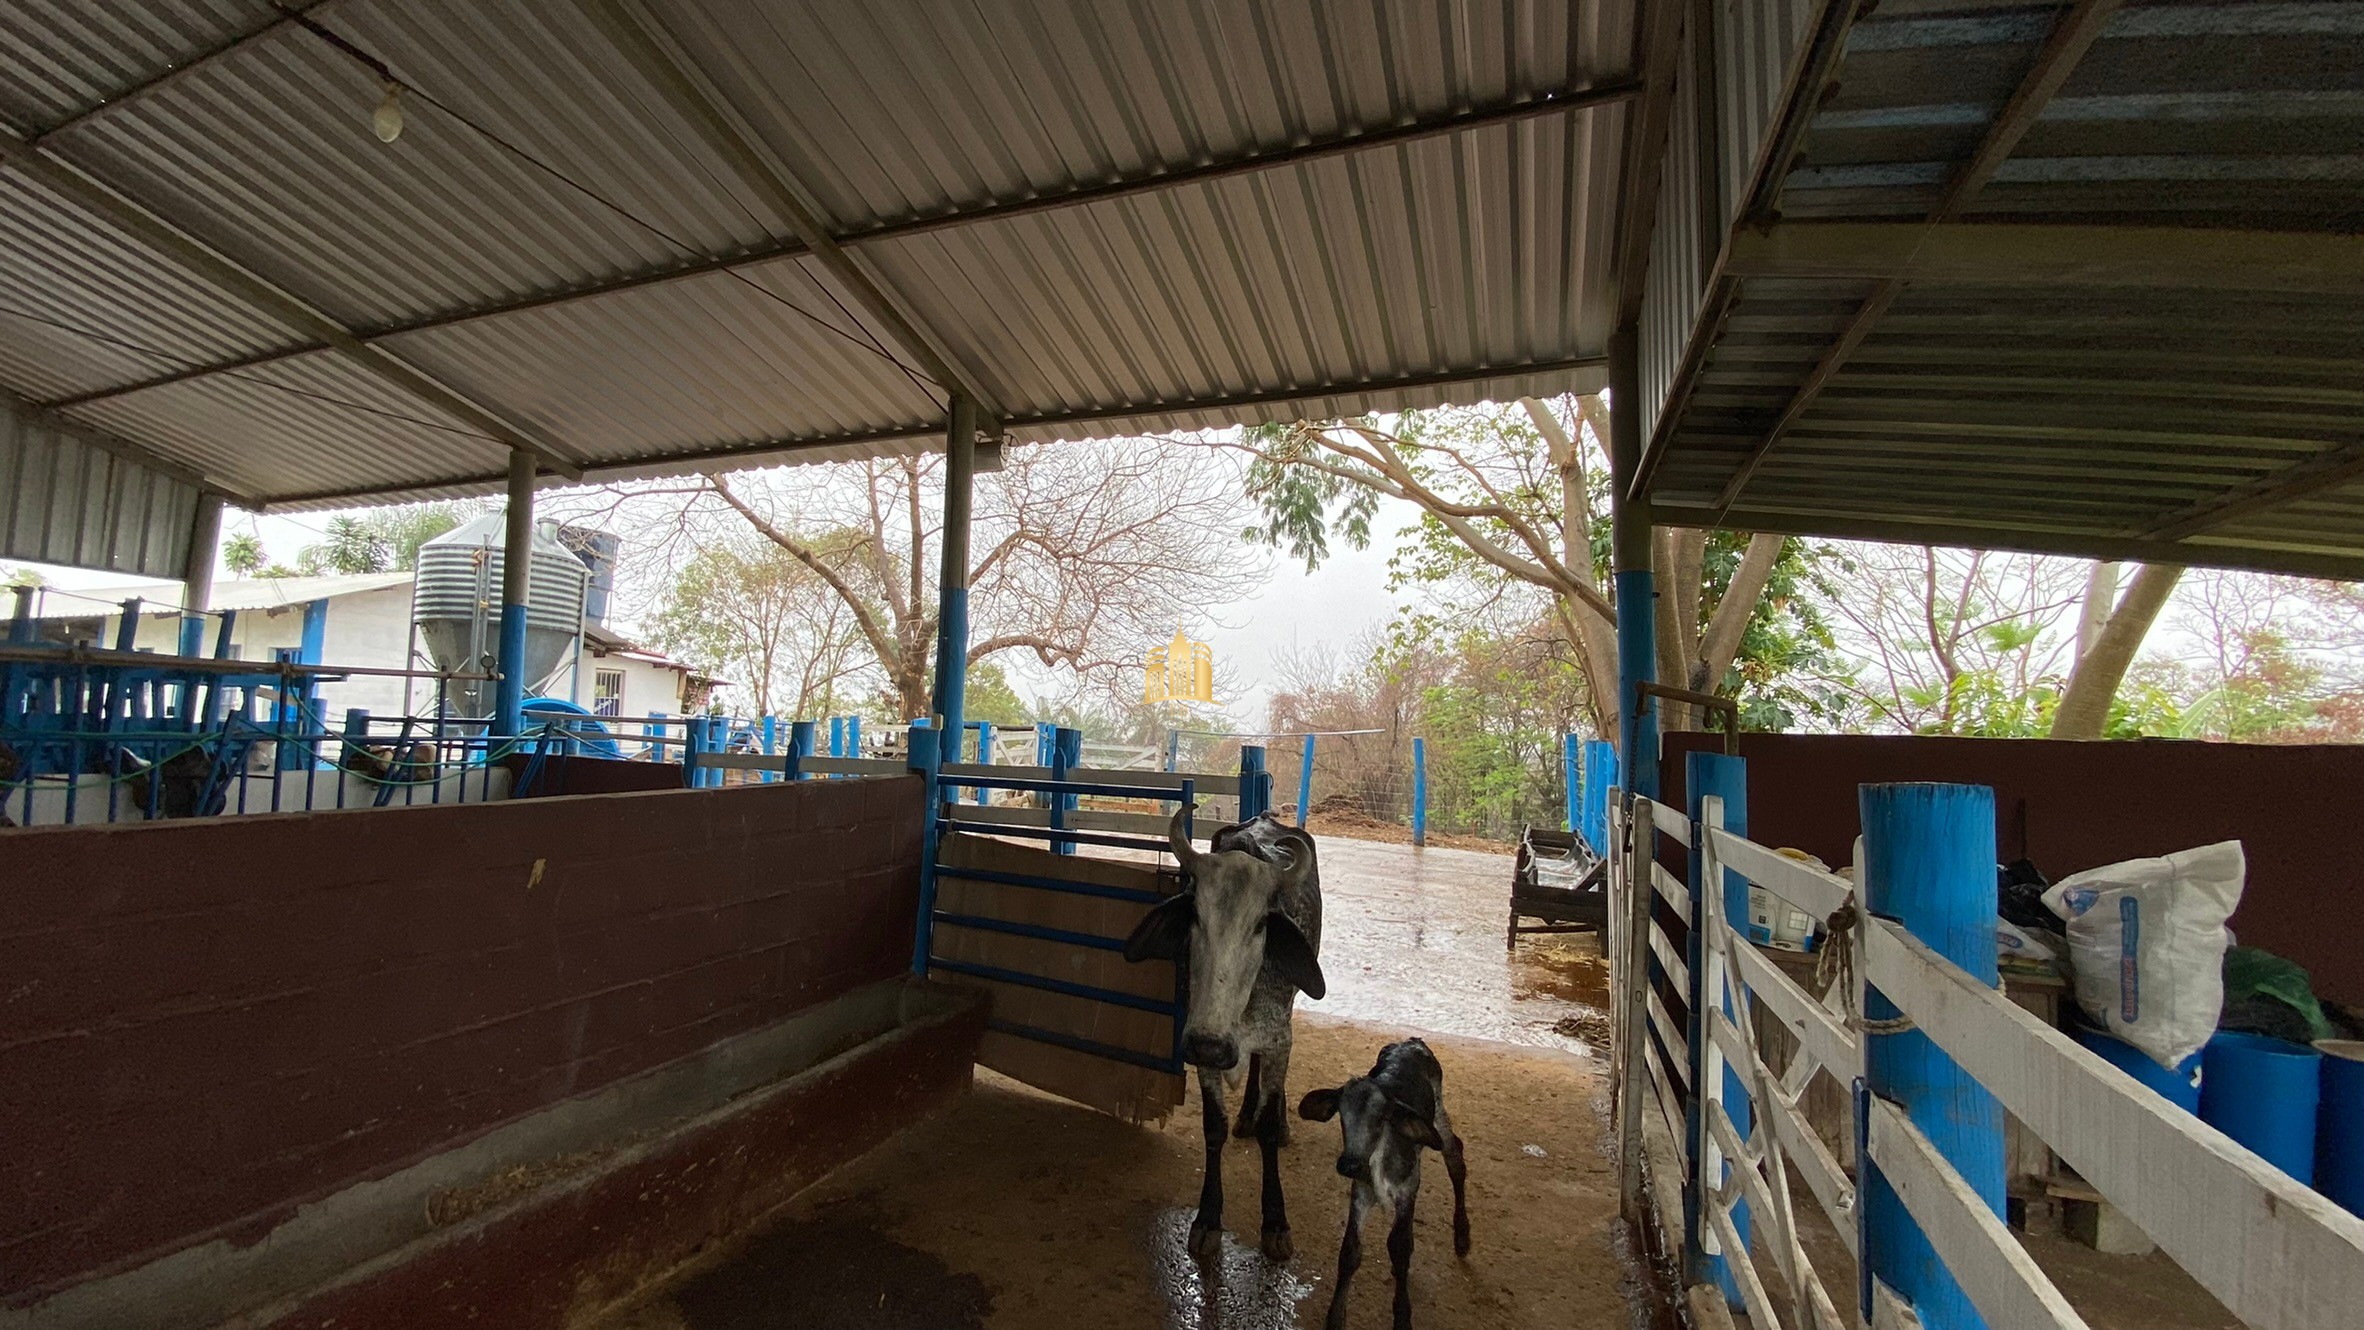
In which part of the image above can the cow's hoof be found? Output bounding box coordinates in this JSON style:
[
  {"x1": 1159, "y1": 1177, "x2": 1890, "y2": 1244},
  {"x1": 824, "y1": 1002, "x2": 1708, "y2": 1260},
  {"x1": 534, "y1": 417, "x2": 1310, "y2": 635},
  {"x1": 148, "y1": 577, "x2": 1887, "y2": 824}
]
[
  {"x1": 1261, "y1": 1225, "x2": 1294, "y2": 1262},
  {"x1": 1454, "y1": 1217, "x2": 1473, "y2": 1257},
  {"x1": 1232, "y1": 1114, "x2": 1258, "y2": 1141},
  {"x1": 1188, "y1": 1221, "x2": 1223, "y2": 1262}
]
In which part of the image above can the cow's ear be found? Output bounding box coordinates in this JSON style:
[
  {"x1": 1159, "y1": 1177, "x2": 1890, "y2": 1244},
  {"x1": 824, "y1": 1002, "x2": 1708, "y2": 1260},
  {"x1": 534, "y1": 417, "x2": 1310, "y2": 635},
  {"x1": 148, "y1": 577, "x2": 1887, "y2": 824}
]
[
  {"x1": 1388, "y1": 1101, "x2": 1445, "y2": 1151},
  {"x1": 1263, "y1": 913, "x2": 1326, "y2": 999},
  {"x1": 1123, "y1": 893, "x2": 1195, "y2": 963},
  {"x1": 1297, "y1": 1087, "x2": 1343, "y2": 1122}
]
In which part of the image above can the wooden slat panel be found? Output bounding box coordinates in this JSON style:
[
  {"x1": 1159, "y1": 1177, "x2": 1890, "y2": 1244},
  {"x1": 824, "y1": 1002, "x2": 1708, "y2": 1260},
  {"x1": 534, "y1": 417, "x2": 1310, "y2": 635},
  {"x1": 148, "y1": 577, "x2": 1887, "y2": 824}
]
[{"x1": 930, "y1": 832, "x2": 1185, "y2": 1120}]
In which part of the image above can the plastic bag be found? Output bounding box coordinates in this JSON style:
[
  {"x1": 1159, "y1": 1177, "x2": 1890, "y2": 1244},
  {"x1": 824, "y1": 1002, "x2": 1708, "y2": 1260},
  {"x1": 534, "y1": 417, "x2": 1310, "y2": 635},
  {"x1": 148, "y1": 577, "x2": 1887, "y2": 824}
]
[{"x1": 2042, "y1": 841, "x2": 2245, "y2": 1071}]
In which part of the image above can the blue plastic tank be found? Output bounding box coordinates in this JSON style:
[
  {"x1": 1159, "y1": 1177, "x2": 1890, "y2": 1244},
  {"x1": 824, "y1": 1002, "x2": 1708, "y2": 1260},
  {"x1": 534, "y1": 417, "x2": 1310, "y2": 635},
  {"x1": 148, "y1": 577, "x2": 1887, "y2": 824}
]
[
  {"x1": 2314, "y1": 1040, "x2": 2364, "y2": 1216},
  {"x1": 2073, "y1": 1028, "x2": 2200, "y2": 1113},
  {"x1": 2200, "y1": 1031, "x2": 2321, "y2": 1184}
]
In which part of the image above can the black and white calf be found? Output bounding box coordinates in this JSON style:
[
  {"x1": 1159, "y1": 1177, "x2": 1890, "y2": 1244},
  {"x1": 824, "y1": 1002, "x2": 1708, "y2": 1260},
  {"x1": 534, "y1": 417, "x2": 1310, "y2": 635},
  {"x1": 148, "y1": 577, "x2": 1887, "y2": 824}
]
[
  {"x1": 1299, "y1": 1038, "x2": 1472, "y2": 1330},
  {"x1": 1125, "y1": 808, "x2": 1325, "y2": 1262}
]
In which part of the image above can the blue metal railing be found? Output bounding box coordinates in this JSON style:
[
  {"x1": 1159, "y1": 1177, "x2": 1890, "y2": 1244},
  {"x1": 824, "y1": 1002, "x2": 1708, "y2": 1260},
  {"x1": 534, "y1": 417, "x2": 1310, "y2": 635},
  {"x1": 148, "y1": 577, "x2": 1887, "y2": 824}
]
[{"x1": 914, "y1": 723, "x2": 1200, "y2": 1075}]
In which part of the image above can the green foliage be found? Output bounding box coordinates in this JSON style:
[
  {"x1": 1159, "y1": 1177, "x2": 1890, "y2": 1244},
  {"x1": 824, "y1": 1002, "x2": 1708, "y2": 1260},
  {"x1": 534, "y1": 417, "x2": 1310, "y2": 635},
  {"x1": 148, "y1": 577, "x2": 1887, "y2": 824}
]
[
  {"x1": 961, "y1": 660, "x2": 1031, "y2": 725},
  {"x1": 1238, "y1": 422, "x2": 1382, "y2": 571},
  {"x1": 0, "y1": 564, "x2": 43, "y2": 588},
  {"x1": 293, "y1": 505, "x2": 470, "y2": 576},
  {"x1": 221, "y1": 533, "x2": 266, "y2": 577}
]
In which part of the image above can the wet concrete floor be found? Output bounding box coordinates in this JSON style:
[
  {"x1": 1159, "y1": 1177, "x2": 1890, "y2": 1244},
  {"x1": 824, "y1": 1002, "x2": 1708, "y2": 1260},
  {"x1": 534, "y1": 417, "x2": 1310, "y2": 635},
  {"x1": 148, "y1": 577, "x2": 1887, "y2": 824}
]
[{"x1": 597, "y1": 836, "x2": 1635, "y2": 1330}]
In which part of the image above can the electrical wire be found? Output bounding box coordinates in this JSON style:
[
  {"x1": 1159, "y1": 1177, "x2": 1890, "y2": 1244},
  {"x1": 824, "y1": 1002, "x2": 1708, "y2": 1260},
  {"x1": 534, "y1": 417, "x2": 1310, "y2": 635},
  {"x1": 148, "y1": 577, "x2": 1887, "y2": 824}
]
[{"x1": 276, "y1": 6, "x2": 943, "y2": 401}]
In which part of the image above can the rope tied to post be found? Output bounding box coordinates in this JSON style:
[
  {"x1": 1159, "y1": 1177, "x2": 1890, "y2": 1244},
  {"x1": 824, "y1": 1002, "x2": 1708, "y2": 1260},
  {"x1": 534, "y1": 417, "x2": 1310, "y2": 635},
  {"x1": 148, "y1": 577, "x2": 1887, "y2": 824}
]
[{"x1": 1812, "y1": 900, "x2": 1917, "y2": 1036}]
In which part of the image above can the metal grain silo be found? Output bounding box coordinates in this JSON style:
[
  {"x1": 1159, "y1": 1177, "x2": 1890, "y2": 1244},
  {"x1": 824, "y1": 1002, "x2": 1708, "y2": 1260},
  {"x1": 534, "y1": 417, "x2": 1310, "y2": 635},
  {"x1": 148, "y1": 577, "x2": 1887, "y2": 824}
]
[{"x1": 411, "y1": 514, "x2": 587, "y2": 718}]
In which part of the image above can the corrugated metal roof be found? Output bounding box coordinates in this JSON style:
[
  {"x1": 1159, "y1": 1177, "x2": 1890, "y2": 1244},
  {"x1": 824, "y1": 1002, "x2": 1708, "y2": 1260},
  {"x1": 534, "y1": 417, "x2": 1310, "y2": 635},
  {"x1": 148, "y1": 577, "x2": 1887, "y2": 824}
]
[
  {"x1": 0, "y1": 0, "x2": 1639, "y2": 529},
  {"x1": 1638, "y1": 0, "x2": 2364, "y2": 581}
]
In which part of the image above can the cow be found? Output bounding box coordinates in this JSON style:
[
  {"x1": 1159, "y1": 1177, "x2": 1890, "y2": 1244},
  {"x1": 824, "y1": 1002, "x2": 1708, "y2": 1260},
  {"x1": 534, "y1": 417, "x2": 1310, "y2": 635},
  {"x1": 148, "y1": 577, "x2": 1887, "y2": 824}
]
[
  {"x1": 1298, "y1": 1037, "x2": 1472, "y2": 1330},
  {"x1": 1125, "y1": 807, "x2": 1325, "y2": 1263},
  {"x1": 111, "y1": 745, "x2": 224, "y2": 819}
]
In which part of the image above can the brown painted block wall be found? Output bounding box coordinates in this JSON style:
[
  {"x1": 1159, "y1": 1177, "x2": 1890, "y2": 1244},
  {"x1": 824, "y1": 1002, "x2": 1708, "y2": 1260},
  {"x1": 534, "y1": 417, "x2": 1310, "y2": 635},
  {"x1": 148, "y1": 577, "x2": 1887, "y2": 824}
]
[
  {"x1": 0, "y1": 776, "x2": 924, "y2": 1301},
  {"x1": 1663, "y1": 732, "x2": 2364, "y2": 1003}
]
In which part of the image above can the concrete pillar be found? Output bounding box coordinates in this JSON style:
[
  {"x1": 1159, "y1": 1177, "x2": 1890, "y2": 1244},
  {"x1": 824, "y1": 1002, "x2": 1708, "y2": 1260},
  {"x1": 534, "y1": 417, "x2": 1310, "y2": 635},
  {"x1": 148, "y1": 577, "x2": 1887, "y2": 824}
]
[
  {"x1": 179, "y1": 492, "x2": 223, "y2": 657},
  {"x1": 1608, "y1": 323, "x2": 1658, "y2": 808},
  {"x1": 496, "y1": 451, "x2": 535, "y2": 736},
  {"x1": 931, "y1": 395, "x2": 977, "y2": 741}
]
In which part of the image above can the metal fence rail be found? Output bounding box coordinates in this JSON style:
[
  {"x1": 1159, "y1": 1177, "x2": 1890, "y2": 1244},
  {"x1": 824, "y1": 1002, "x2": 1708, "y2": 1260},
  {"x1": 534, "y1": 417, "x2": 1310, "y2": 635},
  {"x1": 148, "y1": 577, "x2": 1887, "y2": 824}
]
[{"x1": 1611, "y1": 762, "x2": 2364, "y2": 1329}]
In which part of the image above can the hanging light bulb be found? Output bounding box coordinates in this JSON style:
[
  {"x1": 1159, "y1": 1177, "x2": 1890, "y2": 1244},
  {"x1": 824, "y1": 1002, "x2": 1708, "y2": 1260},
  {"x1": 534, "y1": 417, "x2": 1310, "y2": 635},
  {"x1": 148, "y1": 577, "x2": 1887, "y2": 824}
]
[{"x1": 371, "y1": 80, "x2": 404, "y2": 143}]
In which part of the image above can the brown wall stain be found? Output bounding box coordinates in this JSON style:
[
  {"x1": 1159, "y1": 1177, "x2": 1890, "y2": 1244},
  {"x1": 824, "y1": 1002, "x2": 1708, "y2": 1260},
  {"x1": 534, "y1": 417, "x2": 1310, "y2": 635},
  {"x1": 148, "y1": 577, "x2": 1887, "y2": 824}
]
[
  {"x1": 0, "y1": 776, "x2": 925, "y2": 1302},
  {"x1": 1663, "y1": 733, "x2": 2364, "y2": 1003}
]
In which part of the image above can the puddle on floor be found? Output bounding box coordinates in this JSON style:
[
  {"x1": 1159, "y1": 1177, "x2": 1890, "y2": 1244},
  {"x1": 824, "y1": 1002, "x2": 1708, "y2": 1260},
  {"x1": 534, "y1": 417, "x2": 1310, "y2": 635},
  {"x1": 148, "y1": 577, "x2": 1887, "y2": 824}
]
[
  {"x1": 660, "y1": 1200, "x2": 993, "y2": 1330},
  {"x1": 1149, "y1": 1206, "x2": 1317, "y2": 1330}
]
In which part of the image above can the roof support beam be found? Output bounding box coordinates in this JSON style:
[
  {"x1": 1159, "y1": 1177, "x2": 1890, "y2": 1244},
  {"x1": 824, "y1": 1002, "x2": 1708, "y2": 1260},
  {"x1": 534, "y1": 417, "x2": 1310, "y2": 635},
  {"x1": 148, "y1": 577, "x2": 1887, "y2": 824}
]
[
  {"x1": 1721, "y1": 222, "x2": 2364, "y2": 298},
  {"x1": 1711, "y1": 0, "x2": 2125, "y2": 510},
  {"x1": 1609, "y1": 0, "x2": 1688, "y2": 324},
  {"x1": 2140, "y1": 441, "x2": 2364, "y2": 541},
  {"x1": 257, "y1": 353, "x2": 1609, "y2": 511},
  {"x1": 579, "y1": 0, "x2": 990, "y2": 414},
  {"x1": 37, "y1": 74, "x2": 1640, "y2": 412},
  {"x1": 0, "y1": 121, "x2": 589, "y2": 479},
  {"x1": 1652, "y1": 501, "x2": 2364, "y2": 583}
]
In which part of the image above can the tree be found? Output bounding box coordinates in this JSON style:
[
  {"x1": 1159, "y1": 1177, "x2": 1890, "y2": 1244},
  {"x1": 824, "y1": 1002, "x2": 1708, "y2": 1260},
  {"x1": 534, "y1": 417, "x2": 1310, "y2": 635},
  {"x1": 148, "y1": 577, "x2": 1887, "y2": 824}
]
[
  {"x1": 644, "y1": 536, "x2": 866, "y2": 719},
  {"x1": 293, "y1": 504, "x2": 473, "y2": 576},
  {"x1": 673, "y1": 439, "x2": 1266, "y2": 718},
  {"x1": 2050, "y1": 562, "x2": 2184, "y2": 739},
  {"x1": 0, "y1": 564, "x2": 43, "y2": 588},
  {"x1": 222, "y1": 533, "x2": 266, "y2": 577},
  {"x1": 1816, "y1": 545, "x2": 2086, "y2": 736},
  {"x1": 1202, "y1": 398, "x2": 1838, "y2": 737}
]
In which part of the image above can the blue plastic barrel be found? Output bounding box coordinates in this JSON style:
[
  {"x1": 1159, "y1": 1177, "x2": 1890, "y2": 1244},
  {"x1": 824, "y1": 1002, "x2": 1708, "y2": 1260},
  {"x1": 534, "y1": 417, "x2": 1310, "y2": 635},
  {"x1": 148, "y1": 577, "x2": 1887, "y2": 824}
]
[
  {"x1": 2200, "y1": 1031, "x2": 2321, "y2": 1183},
  {"x1": 2314, "y1": 1040, "x2": 2364, "y2": 1216},
  {"x1": 2074, "y1": 1028, "x2": 2200, "y2": 1113}
]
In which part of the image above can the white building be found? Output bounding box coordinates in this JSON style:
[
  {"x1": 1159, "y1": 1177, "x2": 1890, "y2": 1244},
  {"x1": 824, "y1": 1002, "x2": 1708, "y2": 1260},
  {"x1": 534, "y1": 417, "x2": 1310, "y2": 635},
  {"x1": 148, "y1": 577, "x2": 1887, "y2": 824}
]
[{"x1": 23, "y1": 574, "x2": 718, "y2": 727}]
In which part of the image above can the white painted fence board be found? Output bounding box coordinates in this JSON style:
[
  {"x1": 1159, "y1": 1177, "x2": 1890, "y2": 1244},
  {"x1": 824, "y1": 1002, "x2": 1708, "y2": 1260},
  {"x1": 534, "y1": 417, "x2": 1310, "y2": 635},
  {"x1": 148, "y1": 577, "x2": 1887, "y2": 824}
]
[
  {"x1": 1865, "y1": 1097, "x2": 2089, "y2": 1330},
  {"x1": 1729, "y1": 939, "x2": 1857, "y2": 1095},
  {"x1": 1706, "y1": 1008, "x2": 1857, "y2": 1255},
  {"x1": 1646, "y1": 797, "x2": 1694, "y2": 841},
  {"x1": 948, "y1": 803, "x2": 1176, "y2": 837},
  {"x1": 1644, "y1": 1037, "x2": 1688, "y2": 1154},
  {"x1": 1864, "y1": 918, "x2": 2364, "y2": 1330},
  {"x1": 1646, "y1": 989, "x2": 1691, "y2": 1087},
  {"x1": 1649, "y1": 920, "x2": 1691, "y2": 995},
  {"x1": 1651, "y1": 862, "x2": 1693, "y2": 917},
  {"x1": 1710, "y1": 826, "x2": 1852, "y2": 919},
  {"x1": 1706, "y1": 1195, "x2": 1785, "y2": 1330}
]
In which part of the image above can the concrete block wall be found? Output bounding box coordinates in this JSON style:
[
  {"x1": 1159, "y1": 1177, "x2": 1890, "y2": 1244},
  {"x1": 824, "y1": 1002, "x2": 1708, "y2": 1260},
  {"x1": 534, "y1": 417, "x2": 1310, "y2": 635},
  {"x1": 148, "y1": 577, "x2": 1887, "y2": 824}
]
[{"x1": 0, "y1": 776, "x2": 923, "y2": 1301}]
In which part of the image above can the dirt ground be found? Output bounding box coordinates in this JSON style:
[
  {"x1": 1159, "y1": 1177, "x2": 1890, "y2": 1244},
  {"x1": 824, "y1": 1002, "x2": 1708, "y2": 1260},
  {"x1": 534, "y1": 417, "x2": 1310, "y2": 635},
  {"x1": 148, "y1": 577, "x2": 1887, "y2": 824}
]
[
  {"x1": 602, "y1": 1016, "x2": 1638, "y2": 1330},
  {"x1": 595, "y1": 838, "x2": 1651, "y2": 1330}
]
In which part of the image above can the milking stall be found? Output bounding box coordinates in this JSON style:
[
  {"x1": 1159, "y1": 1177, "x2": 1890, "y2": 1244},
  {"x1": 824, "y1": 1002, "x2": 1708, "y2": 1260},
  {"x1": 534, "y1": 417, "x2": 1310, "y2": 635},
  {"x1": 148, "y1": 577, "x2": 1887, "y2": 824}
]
[{"x1": 5, "y1": 3, "x2": 2364, "y2": 1330}]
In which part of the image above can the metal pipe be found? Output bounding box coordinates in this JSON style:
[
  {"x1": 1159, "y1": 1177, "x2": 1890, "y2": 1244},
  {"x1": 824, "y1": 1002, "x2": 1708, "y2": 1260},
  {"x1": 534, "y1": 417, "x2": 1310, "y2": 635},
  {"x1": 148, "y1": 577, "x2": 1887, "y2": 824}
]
[
  {"x1": 1634, "y1": 681, "x2": 1739, "y2": 756},
  {"x1": 495, "y1": 451, "x2": 534, "y2": 737}
]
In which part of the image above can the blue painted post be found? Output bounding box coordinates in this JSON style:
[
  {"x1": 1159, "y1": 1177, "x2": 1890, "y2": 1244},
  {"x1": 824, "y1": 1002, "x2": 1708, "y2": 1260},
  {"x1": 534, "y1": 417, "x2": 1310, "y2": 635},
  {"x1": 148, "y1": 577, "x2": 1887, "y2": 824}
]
[
  {"x1": 494, "y1": 452, "x2": 535, "y2": 740},
  {"x1": 829, "y1": 714, "x2": 846, "y2": 759},
  {"x1": 973, "y1": 721, "x2": 994, "y2": 804},
  {"x1": 760, "y1": 714, "x2": 779, "y2": 782},
  {"x1": 907, "y1": 725, "x2": 945, "y2": 974},
  {"x1": 846, "y1": 714, "x2": 862, "y2": 758},
  {"x1": 1586, "y1": 740, "x2": 1618, "y2": 859},
  {"x1": 1564, "y1": 732, "x2": 1582, "y2": 836},
  {"x1": 1165, "y1": 727, "x2": 1181, "y2": 772},
  {"x1": 343, "y1": 709, "x2": 371, "y2": 790},
  {"x1": 931, "y1": 395, "x2": 977, "y2": 747},
  {"x1": 113, "y1": 599, "x2": 142, "y2": 652},
  {"x1": 1238, "y1": 744, "x2": 1267, "y2": 820},
  {"x1": 1686, "y1": 750, "x2": 1751, "y2": 1307},
  {"x1": 788, "y1": 719, "x2": 815, "y2": 780},
  {"x1": 1051, "y1": 726, "x2": 1082, "y2": 856},
  {"x1": 1859, "y1": 783, "x2": 2005, "y2": 1330},
  {"x1": 1410, "y1": 737, "x2": 1427, "y2": 847},
  {"x1": 1296, "y1": 732, "x2": 1316, "y2": 827},
  {"x1": 646, "y1": 711, "x2": 665, "y2": 763},
  {"x1": 6, "y1": 583, "x2": 34, "y2": 643},
  {"x1": 682, "y1": 715, "x2": 704, "y2": 788},
  {"x1": 1035, "y1": 721, "x2": 1055, "y2": 767}
]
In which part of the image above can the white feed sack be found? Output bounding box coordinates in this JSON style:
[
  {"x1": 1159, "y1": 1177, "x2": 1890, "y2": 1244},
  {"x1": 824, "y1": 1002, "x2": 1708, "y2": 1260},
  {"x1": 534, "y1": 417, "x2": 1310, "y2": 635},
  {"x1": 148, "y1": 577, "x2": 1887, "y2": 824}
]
[{"x1": 2042, "y1": 841, "x2": 2246, "y2": 1071}]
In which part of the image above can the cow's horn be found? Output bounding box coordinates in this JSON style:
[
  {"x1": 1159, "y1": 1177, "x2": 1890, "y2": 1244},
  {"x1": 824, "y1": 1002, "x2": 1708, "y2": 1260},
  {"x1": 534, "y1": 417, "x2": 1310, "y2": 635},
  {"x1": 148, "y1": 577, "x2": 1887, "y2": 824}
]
[{"x1": 1168, "y1": 805, "x2": 1200, "y2": 869}]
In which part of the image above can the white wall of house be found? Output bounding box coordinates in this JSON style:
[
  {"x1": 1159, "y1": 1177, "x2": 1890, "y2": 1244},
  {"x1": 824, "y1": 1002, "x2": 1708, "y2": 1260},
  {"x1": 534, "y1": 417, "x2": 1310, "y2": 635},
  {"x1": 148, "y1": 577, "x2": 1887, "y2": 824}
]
[{"x1": 95, "y1": 587, "x2": 419, "y2": 720}]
